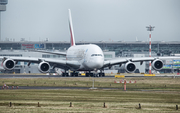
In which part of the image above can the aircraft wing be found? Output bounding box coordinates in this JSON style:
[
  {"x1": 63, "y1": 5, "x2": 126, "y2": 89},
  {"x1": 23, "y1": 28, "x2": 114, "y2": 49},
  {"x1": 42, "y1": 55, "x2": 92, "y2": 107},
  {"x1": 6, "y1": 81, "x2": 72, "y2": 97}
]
[
  {"x1": 103, "y1": 56, "x2": 180, "y2": 70},
  {"x1": 0, "y1": 56, "x2": 80, "y2": 72},
  {"x1": 103, "y1": 57, "x2": 154, "y2": 67},
  {"x1": 104, "y1": 56, "x2": 180, "y2": 65},
  {"x1": 131, "y1": 57, "x2": 180, "y2": 62},
  {"x1": 30, "y1": 50, "x2": 66, "y2": 56},
  {"x1": 103, "y1": 58, "x2": 128, "y2": 67},
  {"x1": 0, "y1": 57, "x2": 40, "y2": 63},
  {"x1": 41, "y1": 58, "x2": 80, "y2": 70}
]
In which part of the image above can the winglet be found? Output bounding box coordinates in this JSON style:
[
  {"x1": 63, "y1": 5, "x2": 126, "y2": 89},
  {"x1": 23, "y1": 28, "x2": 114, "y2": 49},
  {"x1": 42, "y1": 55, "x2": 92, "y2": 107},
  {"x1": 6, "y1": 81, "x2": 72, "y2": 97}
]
[{"x1": 68, "y1": 9, "x2": 76, "y2": 46}]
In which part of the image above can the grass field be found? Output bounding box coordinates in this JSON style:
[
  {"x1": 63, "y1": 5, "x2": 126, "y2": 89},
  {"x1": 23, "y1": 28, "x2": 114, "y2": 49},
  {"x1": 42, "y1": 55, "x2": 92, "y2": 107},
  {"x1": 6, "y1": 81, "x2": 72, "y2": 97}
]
[{"x1": 0, "y1": 77, "x2": 180, "y2": 112}]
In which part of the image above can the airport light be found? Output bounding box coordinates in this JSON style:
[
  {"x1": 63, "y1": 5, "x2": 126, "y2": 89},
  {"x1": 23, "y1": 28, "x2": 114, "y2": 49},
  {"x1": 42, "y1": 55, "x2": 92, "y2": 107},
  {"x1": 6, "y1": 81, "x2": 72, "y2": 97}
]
[{"x1": 146, "y1": 25, "x2": 155, "y2": 74}]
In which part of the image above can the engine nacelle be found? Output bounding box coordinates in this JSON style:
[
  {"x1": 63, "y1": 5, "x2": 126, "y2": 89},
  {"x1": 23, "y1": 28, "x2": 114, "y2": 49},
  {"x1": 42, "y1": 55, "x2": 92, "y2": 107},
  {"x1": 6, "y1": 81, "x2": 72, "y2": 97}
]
[
  {"x1": 38, "y1": 61, "x2": 50, "y2": 73},
  {"x1": 152, "y1": 59, "x2": 164, "y2": 71},
  {"x1": 124, "y1": 62, "x2": 136, "y2": 73},
  {"x1": 2, "y1": 59, "x2": 15, "y2": 70}
]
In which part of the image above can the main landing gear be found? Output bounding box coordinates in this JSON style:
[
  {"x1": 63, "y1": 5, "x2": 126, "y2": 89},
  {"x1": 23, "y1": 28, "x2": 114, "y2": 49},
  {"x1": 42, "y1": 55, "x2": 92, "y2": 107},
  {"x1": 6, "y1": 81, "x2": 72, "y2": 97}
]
[
  {"x1": 62, "y1": 73, "x2": 68, "y2": 77},
  {"x1": 98, "y1": 73, "x2": 105, "y2": 77},
  {"x1": 85, "y1": 71, "x2": 105, "y2": 77},
  {"x1": 62, "y1": 70, "x2": 78, "y2": 77},
  {"x1": 62, "y1": 69, "x2": 69, "y2": 77},
  {"x1": 71, "y1": 71, "x2": 78, "y2": 77},
  {"x1": 62, "y1": 70, "x2": 105, "y2": 77},
  {"x1": 85, "y1": 72, "x2": 94, "y2": 77},
  {"x1": 62, "y1": 72, "x2": 78, "y2": 77}
]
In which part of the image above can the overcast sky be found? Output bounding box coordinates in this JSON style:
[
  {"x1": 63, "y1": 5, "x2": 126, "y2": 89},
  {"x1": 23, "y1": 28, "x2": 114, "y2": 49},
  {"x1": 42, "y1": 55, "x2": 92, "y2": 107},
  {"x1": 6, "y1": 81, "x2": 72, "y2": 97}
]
[{"x1": 1, "y1": 0, "x2": 180, "y2": 42}]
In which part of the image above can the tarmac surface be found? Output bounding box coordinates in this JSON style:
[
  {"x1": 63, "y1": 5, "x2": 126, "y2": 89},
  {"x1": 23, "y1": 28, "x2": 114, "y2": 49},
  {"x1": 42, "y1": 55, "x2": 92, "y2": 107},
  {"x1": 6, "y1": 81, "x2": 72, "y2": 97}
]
[
  {"x1": 0, "y1": 74, "x2": 179, "y2": 78},
  {"x1": 0, "y1": 74, "x2": 63, "y2": 78},
  {"x1": 0, "y1": 86, "x2": 120, "y2": 90},
  {"x1": 0, "y1": 74, "x2": 114, "y2": 78}
]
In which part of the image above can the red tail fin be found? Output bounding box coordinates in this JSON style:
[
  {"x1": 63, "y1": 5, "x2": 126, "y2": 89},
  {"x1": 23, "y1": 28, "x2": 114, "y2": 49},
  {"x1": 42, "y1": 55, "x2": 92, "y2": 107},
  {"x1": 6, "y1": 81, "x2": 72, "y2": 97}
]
[{"x1": 68, "y1": 9, "x2": 76, "y2": 46}]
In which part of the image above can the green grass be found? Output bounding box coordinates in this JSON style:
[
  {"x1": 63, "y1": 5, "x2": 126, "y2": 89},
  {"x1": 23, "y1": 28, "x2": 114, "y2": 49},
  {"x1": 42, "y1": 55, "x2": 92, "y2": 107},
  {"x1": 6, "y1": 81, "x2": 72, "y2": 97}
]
[
  {"x1": 0, "y1": 77, "x2": 180, "y2": 112},
  {"x1": 1, "y1": 77, "x2": 180, "y2": 90}
]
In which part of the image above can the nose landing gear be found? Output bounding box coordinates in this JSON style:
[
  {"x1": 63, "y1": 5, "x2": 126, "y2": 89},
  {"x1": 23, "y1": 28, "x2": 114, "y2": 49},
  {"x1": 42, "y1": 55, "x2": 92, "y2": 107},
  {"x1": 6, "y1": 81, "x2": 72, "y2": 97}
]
[
  {"x1": 98, "y1": 73, "x2": 105, "y2": 77},
  {"x1": 98, "y1": 70, "x2": 105, "y2": 77}
]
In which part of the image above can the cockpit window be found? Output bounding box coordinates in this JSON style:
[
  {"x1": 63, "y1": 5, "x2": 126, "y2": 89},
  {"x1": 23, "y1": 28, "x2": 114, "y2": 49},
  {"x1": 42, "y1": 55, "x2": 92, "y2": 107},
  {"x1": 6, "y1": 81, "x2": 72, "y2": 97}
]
[{"x1": 91, "y1": 54, "x2": 102, "y2": 57}]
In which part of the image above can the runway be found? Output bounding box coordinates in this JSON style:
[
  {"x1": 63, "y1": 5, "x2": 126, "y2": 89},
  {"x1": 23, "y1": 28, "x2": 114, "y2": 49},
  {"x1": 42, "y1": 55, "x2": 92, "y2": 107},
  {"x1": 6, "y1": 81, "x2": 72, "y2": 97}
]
[
  {"x1": 0, "y1": 86, "x2": 120, "y2": 90},
  {"x1": 0, "y1": 74, "x2": 179, "y2": 78},
  {"x1": 1, "y1": 86, "x2": 174, "y2": 92},
  {"x1": 0, "y1": 74, "x2": 62, "y2": 78},
  {"x1": 0, "y1": 74, "x2": 112, "y2": 78},
  {"x1": 0, "y1": 74, "x2": 118, "y2": 78}
]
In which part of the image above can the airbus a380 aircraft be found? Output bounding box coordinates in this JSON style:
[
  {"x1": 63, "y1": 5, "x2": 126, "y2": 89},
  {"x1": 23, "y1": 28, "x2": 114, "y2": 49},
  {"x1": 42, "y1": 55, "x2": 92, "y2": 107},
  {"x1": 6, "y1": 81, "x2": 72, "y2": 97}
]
[{"x1": 1, "y1": 9, "x2": 180, "y2": 76}]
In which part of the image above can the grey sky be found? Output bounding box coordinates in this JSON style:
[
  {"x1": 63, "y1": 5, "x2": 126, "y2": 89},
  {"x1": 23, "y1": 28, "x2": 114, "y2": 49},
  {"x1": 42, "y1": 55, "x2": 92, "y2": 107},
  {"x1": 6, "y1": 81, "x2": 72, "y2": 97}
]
[{"x1": 1, "y1": 0, "x2": 180, "y2": 42}]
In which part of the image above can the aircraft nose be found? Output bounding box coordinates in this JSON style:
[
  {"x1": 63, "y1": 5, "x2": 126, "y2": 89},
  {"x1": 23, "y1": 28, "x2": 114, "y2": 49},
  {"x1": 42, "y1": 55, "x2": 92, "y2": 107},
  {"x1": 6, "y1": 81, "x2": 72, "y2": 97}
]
[{"x1": 91, "y1": 58, "x2": 103, "y2": 69}]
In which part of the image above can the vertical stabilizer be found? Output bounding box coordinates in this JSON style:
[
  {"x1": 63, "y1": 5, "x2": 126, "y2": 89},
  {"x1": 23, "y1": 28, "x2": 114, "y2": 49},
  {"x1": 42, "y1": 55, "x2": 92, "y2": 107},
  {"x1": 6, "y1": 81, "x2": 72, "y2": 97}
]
[{"x1": 68, "y1": 9, "x2": 76, "y2": 46}]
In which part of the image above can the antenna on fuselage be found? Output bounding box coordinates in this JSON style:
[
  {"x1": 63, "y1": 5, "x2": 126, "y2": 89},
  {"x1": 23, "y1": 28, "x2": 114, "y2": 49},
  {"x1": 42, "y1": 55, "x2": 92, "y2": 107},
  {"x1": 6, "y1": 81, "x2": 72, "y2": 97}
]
[{"x1": 68, "y1": 9, "x2": 76, "y2": 46}]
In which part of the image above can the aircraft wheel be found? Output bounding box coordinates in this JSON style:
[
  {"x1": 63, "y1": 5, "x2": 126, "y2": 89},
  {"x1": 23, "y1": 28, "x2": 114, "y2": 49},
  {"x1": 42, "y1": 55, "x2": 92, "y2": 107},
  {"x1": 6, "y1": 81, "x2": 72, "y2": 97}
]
[
  {"x1": 71, "y1": 73, "x2": 74, "y2": 77},
  {"x1": 90, "y1": 73, "x2": 93, "y2": 77},
  {"x1": 102, "y1": 73, "x2": 105, "y2": 77},
  {"x1": 65, "y1": 73, "x2": 69, "y2": 77},
  {"x1": 86, "y1": 73, "x2": 89, "y2": 77},
  {"x1": 62, "y1": 73, "x2": 66, "y2": 77}
]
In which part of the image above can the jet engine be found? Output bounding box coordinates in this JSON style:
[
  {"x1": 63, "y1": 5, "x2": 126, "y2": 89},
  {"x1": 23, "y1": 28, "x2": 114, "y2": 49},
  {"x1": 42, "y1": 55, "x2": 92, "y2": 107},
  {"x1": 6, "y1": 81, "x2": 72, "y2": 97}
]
[
  {"x1": 124, "y1": 62, "x2": 136, "y2": 73},
  {"x1": 2, "y1": 59, "x2": 15, "y2": 70},
  {"x1": 38, "y1": 61, "x2": 50, "y2": 73},
  {"x1": 152, "y1": 59, "x2": 164, "y2": 70}
]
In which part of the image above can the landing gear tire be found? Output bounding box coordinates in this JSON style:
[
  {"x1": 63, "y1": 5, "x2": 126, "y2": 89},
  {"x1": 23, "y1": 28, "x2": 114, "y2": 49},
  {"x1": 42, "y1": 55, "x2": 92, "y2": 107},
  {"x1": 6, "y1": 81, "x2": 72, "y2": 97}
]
[
  {"x1": 85, "y1": 73, "x2": 89, "y2": 77},
  {"x1": 102, "y1": 73, "x2": 105, "y2": 77},
  {"x1": 90, "y1": 73, "x2": 93, "y2": 77},
  {"x1": 71, "y1": 73, "x2": 78, "y2": 77},
  {"x1": 75, "y1": 73, "x2": 78, "y2": 77},
  {"x1": 62, "y1": 73, "x2": 68, "y2": 77},
  {"x1": 99, "y1": 73, "x2": 105, "y2": 77},
  {"x1": 86, "y1": 73, "x2": 89, "y2": 77},
  {"x1": 71, "y1": 73, "x2": 74, "y2": 77},
  {"x1": 86, "y1": 73, "x2": 93, "y2": 77}
]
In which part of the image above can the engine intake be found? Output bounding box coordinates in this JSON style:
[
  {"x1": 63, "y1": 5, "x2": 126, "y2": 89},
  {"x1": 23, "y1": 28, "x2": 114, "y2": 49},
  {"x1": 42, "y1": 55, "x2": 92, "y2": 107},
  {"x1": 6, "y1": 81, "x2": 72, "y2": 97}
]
[
  {"x1": 38, "y1": 61, "x2": 50, "y2": 73},
  {"x1": 3, "y1": 59, "x2": 15, "y2": 70},
  {"x1": 152, "y1": 59, "x2": 163, "y2": 71},
  {"x1": 124, "y1": 62, "x2": 136, "y2": 73}
]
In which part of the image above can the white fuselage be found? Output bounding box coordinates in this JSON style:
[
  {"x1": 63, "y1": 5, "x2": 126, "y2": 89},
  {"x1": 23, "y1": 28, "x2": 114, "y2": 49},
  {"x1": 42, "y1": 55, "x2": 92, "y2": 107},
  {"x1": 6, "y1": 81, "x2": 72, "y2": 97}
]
[{"x1": 66, "y1": 44, "x2": 104, "y2": 71}]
